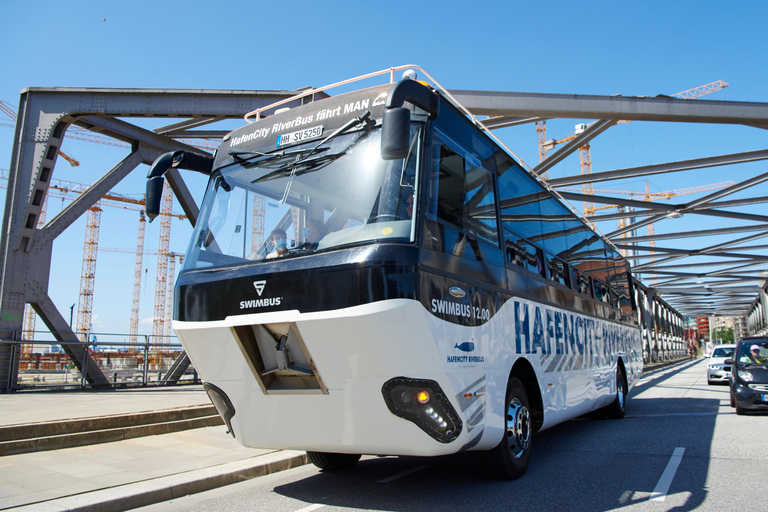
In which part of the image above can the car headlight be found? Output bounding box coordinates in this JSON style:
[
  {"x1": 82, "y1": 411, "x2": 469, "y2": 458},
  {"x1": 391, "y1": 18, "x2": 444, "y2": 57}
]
[
  {"x1": 737, "y1": 369, "x2": 754, "y2": 382},
  {"x1": 708, "y1": 365, "x2": 721, "y2": 370}
]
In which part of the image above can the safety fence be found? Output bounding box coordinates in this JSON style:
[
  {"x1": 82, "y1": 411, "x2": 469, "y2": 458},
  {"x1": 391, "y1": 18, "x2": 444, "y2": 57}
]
[{"x1": 1, "y1": 333, "x2": 197, "y2": 392}]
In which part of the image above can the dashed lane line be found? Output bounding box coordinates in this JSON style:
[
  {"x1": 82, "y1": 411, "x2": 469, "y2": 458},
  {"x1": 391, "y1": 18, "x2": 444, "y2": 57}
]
[{"x1": 649, "y1": 447, "x2": 686, "y2": 502}]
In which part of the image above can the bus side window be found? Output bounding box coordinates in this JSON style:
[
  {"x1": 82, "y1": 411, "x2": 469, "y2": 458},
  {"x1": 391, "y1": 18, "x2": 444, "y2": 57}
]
[
  {"x1": 434, "y1": 144, "x2": 466, "y2": 228},
  {"x1": 505, "y1": 232, "x2": 544, "y2": 277},
  {"x1": 609, "y1": 288, "x2": 619, "y2": 308},
  {"x1": 578, "y1": 271, "x2": 591, "y2": 296},
  {"x1": 593, "y1": 279, "x2": 609, "y2": 303},
  {"x1": 546, "y1": 254, "x2": 569, "y2": 287}
]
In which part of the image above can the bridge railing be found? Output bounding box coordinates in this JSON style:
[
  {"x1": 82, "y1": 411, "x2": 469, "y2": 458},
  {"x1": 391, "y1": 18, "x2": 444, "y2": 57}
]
[{"x1": 1, "y1": 332, "x2": 197, "y2": 392}]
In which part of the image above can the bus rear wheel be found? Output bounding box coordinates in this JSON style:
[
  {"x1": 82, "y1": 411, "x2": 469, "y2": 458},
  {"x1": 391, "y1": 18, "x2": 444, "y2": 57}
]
[
  {"x1": 307, "y1": 451, "x2": 361, "y2": 470},
  {"x1": 485, "y1": 377, "x2": 532, "y2": 480},
  {"x1": 603, "y1": 366, "x2": 627, "y2": 419}
]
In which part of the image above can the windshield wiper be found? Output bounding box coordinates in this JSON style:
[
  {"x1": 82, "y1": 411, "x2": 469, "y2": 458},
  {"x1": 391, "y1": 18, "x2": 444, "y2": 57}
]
[
  {"x1": 300, "y1": 111, "x2": 374, "y2": 163},
  {"x1": 228, "y1": 149, "x2": 284, "y2": 163},
  {"x1": 251, "y1": 151, "x2": 343, "y2": 184},
  {"x1": 251, "y1": 111, "x2": 375, "y2": 200}
]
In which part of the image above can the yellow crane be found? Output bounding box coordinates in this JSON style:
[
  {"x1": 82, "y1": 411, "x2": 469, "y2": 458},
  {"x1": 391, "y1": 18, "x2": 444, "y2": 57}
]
[
  {"x1": 537, "y1": 80, "x2": 730, "y2": 214},
  {"x1": 557, "y1": 179, "x2": 736, "y2": 257}
]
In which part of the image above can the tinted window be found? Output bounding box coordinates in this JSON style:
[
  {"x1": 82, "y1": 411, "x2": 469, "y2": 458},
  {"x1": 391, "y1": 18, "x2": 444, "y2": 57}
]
[
  {"x1": 593, "y1": 278, "x2": 610, "y2": 304},
  {"x1": 465, "y1": 163, "x2": 499, "y2": 244},
  {"x1": 428, "y1": 129, "x2": 499, "y2": 246},
  {"x1": 434, "y1": 144, "x2": 465, "y2": 227},
  {"x1": 505, "y1": 231, "x2": 545, "y2": 277},
  {"x1": 712, "y1": 347, "x2": 734, "y2": 358},
  {"x1": 572, "y1": 268, "x2": 591, "y2": 295},
  {"x1": 547, "y1": 254, "x2": 569, "y2": 287}
]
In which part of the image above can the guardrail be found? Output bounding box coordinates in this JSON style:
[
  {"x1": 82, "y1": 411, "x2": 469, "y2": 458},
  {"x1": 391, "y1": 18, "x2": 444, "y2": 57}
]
[{"x1": 1, "y1": 334, "x2": 197, "y2": 392}]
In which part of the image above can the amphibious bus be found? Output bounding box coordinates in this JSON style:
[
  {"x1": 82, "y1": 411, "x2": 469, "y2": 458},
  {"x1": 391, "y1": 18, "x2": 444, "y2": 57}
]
[{"x1": 146, "y1": 67, "x2": 642, "y2": 479}]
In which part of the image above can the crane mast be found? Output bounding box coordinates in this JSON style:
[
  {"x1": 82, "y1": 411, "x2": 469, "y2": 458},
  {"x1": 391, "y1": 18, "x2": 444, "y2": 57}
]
[{"x1": 129, "y1": 212, "x2": 147, "y2": 349}]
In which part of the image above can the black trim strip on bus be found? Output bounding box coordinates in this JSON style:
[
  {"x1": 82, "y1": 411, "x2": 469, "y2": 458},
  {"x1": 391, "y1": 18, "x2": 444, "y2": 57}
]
[
  {"x1": 175, "y1": 243, "x2": 636, "y2": 328},
  {"x1": 420, "y1": 263, "x2": 634, "y2": 328},
  {"x1": 175, "y1": 244, "x2": 420, "y2": 322}
]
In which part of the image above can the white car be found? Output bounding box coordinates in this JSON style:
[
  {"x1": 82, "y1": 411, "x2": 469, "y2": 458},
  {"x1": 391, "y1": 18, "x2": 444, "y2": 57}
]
[{"x1": 707, "y1": 344, "x2": 736, "y2": 385}]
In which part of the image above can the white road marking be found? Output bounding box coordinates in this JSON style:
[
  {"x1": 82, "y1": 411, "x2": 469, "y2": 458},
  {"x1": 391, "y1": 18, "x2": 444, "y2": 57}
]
[
  {"x1": 377, "y1": 465, "x2": 428, "y2": 484},
  {"x1": 649, "y1": 447, "x2": 686, "y2": 502},
  {"x1": 294, "y1": 504, "x2": 325, "y2": 512}
]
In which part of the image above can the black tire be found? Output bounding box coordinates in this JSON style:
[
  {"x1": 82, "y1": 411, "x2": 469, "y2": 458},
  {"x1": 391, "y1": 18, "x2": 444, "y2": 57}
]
[
  {"x1": 307, "y1": 451, "x2": 361, "y2": 470},
  {"x1": 735, "y1": 402, "x2": 746, "y2": 416},
  {"x1": 603, "y1": 365, "x2": 627, "y2": 419},
  {"x1": 707, "y1": 380, "x2": 715, "y2": 386},
  {"x1": 485, "y1": 377, "x2": 532, "y2": 480},
  {"x1": 730, "y1": 390, "x2": 735, "y2": 408}
]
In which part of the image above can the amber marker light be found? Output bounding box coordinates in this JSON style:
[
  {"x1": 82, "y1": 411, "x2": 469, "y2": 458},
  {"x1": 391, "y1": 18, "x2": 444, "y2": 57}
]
[{"x1": 417, "y1": 391, "x2": 430, "y2": 403}]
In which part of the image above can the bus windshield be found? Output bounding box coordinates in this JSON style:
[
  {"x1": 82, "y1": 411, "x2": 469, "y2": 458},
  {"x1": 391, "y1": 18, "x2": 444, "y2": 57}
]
[{"x1": 183, "y1": 124, "x2": 423, "y2": 270}]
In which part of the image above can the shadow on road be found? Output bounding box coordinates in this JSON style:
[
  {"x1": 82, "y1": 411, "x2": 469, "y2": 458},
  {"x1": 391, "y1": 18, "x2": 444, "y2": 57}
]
[{"x1": 274, "y1": 396, "x2": 720, "y2": 512}]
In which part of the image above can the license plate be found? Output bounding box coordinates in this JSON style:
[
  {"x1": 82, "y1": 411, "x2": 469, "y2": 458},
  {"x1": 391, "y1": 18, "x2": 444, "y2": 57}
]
[
  {"x1": 762, "y1": 394, "x2": 768, "y2": 402},
  {"x1": 276, "y1": 125, "x2": 324, "y2": 146},
  {"x1": 724, "y1": 372, "x2": 730, "y2": 377}
]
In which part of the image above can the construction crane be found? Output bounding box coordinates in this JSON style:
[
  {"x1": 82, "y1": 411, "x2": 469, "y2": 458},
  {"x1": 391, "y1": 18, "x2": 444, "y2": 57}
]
[
  {"x1": 45, "y1": 179, "x2": 186, "y2": 346},
  {"x1": 537, "y1": 80, "x2": 730, "y2": 214},
  {"x1": 76, "y1": 203, "x2": 102, "y2": 342},
  {"x1": 152, "y1": 182, "x2": 174, "y2": 347},
  {"x1": 129, "y1": 213, "x2": 146, "y2": 349},
  {"x1": 1, "y1": 171, "x2": 187, "y2": 348}
]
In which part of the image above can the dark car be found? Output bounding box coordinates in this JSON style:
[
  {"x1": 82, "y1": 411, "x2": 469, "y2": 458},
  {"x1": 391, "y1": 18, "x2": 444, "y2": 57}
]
[{"x1": 727, "y1": 338, "x2": 768, "y2": 415}]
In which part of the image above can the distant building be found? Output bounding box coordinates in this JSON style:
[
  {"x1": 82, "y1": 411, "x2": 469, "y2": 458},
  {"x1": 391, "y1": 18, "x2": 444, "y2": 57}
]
[{"x1": 696, "y1": 316, "x2": 710, "y2": 341}]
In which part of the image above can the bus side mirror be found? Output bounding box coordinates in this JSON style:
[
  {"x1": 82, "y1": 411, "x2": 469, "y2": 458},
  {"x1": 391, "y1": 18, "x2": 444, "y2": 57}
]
[
  {"x1": 145, "y1": 150, "x2": 213, "y2": 221},
  {"x1": 380, "y1": 108, "x2": 411, "y2": 160},
  {"x1": 146, "y1": 152, "x2": 177, "y2": 221}
]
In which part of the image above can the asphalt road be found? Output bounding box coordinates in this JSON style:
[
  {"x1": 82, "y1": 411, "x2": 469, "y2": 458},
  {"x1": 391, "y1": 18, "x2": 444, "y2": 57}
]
[{"x1": 137, "y1": 359, "x2": 768, "y2": 512}]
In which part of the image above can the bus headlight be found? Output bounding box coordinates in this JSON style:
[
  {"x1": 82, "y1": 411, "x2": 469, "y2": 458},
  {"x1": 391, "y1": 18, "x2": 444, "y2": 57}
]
[{"x1": 382, "y1": 377, "x2": 462, "y2": 443}]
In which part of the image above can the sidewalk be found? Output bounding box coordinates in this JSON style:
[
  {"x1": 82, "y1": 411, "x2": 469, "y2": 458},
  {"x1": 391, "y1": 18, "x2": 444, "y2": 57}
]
[
  {"x1": 0, "y1": 386, "x2": 307, "y2": 511},
  {"x1": 0, "y1": 387, "x2": 212, "y2": 427}
]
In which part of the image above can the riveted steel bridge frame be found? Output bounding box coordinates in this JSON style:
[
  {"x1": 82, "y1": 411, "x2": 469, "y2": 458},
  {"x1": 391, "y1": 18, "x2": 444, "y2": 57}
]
[{"x1": 3, "y1": 85, "x2": 768, "y2": 391}]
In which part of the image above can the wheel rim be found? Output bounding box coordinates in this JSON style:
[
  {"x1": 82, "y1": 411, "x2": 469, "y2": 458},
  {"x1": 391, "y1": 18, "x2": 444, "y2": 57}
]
[
  {"x1": 617, "y1": 373, "x2": 625, "y2": 408},
  {"x1": 506, "y1": 397, "x2": 531, "y2": 459}
]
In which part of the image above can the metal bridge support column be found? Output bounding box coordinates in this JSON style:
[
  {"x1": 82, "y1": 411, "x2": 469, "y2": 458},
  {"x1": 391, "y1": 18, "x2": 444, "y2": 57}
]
[{"x1": 0, "y1": 92, "x2": 108, "y2": 391}]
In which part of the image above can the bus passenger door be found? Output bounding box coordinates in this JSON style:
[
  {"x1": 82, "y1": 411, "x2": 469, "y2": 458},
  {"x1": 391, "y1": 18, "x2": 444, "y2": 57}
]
[{"x1": 420, "y1": 129, "x2": 505, "y2": 333}]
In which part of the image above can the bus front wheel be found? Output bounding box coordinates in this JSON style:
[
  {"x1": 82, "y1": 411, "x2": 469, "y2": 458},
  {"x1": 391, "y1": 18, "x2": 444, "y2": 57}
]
[
  {"x1": 307, "y1": 451, "x2": 361, "y2": 471},
  {"x1": 485, "y1": 377, "x2": 532, "y2": 480}
]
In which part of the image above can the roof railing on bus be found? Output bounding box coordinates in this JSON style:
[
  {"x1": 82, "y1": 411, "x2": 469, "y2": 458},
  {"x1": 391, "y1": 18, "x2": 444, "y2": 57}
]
[{"x1": 244, "y1": 65, "x2": 612, "y2": 246}]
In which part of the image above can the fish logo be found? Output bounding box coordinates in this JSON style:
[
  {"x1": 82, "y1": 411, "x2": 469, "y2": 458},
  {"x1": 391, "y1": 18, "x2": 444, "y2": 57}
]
[{"x1": 454, "y1": 342, "x2": 475, "y2": 352}]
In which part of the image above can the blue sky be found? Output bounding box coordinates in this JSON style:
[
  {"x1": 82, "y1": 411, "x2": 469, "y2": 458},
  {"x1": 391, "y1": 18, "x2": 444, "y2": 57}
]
[{"x1": 1, "y1": 1, "x2": 767, "y2": 338}]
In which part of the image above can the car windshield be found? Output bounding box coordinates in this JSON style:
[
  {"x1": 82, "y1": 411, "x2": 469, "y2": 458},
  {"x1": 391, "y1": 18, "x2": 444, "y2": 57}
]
[
  {"x1": 737, "y1": 340, "x2": 768, "y2": 365},
  {"x1": 183, "y1": 124, "x2": 423, "y2": 270},
  {"x1": 712, "y1": 347, "x2": 734, "y2": 358}
]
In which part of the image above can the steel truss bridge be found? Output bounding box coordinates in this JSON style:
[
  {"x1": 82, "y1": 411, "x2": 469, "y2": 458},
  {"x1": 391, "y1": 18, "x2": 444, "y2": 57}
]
[{"x1": 2, "y1": 82, "x2": 768, "y2": 392}]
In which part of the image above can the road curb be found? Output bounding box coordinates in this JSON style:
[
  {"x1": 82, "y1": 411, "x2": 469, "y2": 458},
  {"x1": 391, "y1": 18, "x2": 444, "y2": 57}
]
[{"x1": 7, "y1": 450, "x2": 309, "y2": 512}]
